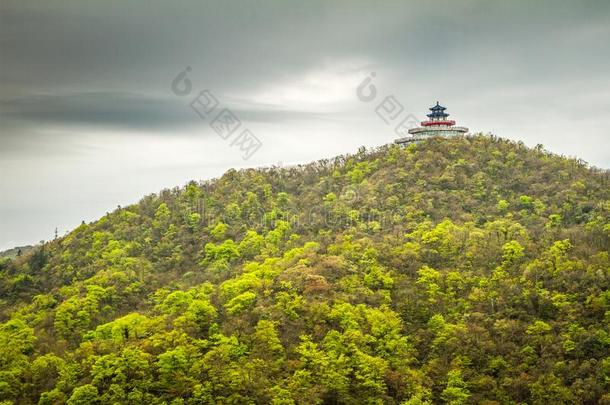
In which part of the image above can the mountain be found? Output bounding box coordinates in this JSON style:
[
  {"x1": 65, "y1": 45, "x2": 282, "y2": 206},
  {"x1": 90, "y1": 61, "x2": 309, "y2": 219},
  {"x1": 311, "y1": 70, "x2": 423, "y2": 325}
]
[{"x1": 1, "y1": 135, "x2": 609, "y2": 404}]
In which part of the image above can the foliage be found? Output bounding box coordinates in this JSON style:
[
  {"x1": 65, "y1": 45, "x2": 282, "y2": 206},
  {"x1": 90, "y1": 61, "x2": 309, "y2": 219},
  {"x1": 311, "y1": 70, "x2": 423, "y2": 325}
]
[{"x1": 0, "y1": 135, "x2": 609, "y2": 404}]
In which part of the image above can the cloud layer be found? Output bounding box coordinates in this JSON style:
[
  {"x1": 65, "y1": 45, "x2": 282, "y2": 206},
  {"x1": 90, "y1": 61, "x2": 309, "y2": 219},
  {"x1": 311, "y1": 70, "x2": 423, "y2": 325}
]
[{"x1": 1, "y1": 0, "x2": 610, "y2": 249}]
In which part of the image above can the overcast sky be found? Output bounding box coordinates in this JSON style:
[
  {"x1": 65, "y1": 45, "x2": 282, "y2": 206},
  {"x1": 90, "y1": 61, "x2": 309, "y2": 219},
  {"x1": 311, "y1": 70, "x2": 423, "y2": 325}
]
[{"x1": 1, "y1": 0, "x2": 609, "y2": 250}]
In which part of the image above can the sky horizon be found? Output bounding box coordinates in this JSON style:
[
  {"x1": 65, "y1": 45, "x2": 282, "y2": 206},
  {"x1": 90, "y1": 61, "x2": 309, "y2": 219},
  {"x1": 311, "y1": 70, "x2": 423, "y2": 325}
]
[{"x1": 1, "y1": 0, "x2": 610, "y2": 250}]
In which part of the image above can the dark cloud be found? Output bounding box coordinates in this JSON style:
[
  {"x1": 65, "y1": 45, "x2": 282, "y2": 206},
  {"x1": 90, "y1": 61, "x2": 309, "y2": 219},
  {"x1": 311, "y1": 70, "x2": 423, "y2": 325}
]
[
  {"x1": 1, "y1": 92, "x2": 194, "y2": 130},
  {"x1": 0, "y1": 91, "x2": 341, "y2": 133}
]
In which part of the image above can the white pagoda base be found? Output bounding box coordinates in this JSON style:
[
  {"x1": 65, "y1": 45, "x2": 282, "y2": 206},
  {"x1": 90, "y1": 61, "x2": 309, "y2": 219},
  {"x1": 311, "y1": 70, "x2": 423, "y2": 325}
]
[{"x1": 395, "y1": 126, "x2": 468, "y2": 145}]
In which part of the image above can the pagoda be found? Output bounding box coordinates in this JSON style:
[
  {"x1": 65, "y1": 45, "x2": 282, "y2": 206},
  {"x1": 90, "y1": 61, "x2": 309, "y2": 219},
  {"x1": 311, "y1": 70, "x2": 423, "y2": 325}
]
[{"x1": 395, "y1": 102, "x2": 468, "y2": 144}]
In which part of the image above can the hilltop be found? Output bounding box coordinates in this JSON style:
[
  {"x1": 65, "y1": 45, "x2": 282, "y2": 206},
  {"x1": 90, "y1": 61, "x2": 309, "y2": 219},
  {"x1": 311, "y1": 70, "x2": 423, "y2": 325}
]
[{"x1": 1, "y1": 135, "x2": 609, "y2": 404}]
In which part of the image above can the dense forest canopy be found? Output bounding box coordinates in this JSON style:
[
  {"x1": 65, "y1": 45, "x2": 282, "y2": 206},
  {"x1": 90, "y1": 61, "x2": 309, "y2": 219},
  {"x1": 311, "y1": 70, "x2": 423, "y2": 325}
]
[{"x1": 1, "y1": 135, "x2": 609, "y2": 404}]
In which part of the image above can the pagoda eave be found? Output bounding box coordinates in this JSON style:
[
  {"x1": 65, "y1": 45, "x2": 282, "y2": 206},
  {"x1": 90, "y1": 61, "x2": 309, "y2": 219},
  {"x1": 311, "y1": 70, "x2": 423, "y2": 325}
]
[
  {"x1": 408, "y1": 126, "x2": 468, "y2": 135},
  {"x1": 421, "y1": 120, "x2": 455, "y2": 127}
]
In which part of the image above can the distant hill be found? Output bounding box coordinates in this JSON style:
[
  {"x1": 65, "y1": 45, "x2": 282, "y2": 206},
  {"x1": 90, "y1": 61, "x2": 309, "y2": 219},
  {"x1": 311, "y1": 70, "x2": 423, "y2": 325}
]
[
  {"x1": 0, "y1": 135, "x2": 608, "y2": 404},
  {"x1": 0, "y1": 244, "x2": 35, "y2": 259}
]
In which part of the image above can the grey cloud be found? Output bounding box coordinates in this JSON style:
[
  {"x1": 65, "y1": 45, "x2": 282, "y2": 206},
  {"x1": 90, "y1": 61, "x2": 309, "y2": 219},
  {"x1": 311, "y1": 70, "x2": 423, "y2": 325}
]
[
  {"x1": 1, "y1": 0, "x2": 610, "y2": 250},
  {"x1": 0, "y1": 92, "x2": 340, "y2": 132},
  {"x1": 1, "y1": 92, "x2": 195, "y2": 130}
]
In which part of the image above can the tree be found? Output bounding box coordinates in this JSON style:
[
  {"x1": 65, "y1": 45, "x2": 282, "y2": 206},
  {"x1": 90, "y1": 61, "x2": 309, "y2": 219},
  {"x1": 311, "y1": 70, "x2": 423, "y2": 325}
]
[
  {"x1": 440, "y1": 370, "x2": 470, "y2": 405},
  {"x1": 67, "y1": 384, "x2": 99, "y2": 405}
]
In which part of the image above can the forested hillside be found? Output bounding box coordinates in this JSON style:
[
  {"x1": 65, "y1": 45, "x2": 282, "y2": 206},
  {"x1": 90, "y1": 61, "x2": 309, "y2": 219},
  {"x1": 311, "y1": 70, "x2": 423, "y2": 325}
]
[{"x1": 1, "y1": 135, "x2": 609, "y2": 404}]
